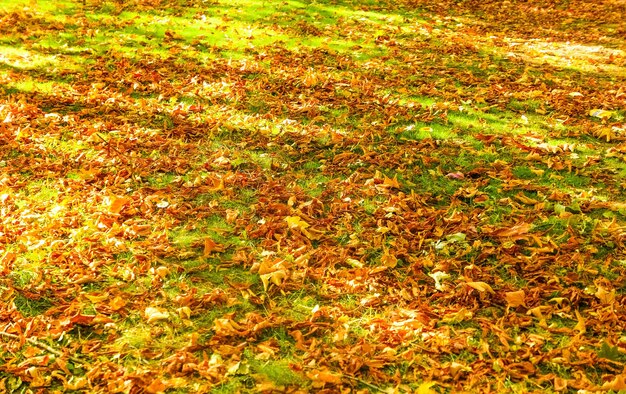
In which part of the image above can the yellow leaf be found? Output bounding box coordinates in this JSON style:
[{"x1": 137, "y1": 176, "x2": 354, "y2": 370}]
[
  {"x1": 505, "y1": 290, "x2": 526, "y2": 307},
  {"x1": 177, "y1": 306, "x2": 192, "y2": 319},
  {"x1": 515, "y1": 192, "x2": 539, "y2": 205},
  {"x1": 381, "y1": 249, "x2": 397, "y2": 268},
  {"x1": 417, "y1": 381, "x2": 437, "y2": 394},
  {"x1": 285, "y1": 216, "x2": 309, "y2": 229},
  {"x1": 383, "y1": 175, "x2": 400, "y2": 189},
  {"x1": 155, "y1": 266, "x2": 170, "y2": 279},
  {"x1": 574, "y1": 309, "x2": 586, "y2": 334},
  {"x1": 440, "y1": 307, "x2": 473, "y2": 324},
  {"x1": 346, "y1": 258, "x2": 363, "y2": 268},
  {"x1": 109, "y1": 296, "x2": 127, "y2": 311},
  {"x1": 213, "y1": 318, "x2": 243, "y2": 336},
  {"x1": 595, "y1": 287, "x2": 615, "y2": 305},
  {"x1": 260, "y1": 270, "x2": 287, "y2": 291},
  {"x1": 85, "y1": 293, "x2": 109, "y2": 304},
  {"x1": 429, "y1": 271, "x2": 450, "y2": 291},
  {"x1": 589, "y1": 109, "x2": 614, "y2": 119},
  {"x1": 63, "y1": 377, "x2": 87, "y2": 390},
  {"x1": 257, "y1": 257, "x2": 287, "y2": 275},
  {"x1": 466, "y1": 281, "x2": 495, "y2": 294},
  {"x1": 601, "y1": 374, "x2": 626, "y2": 391},
  {"x1": 554, "y1": 376, "x2": 568, "y2": 391}
]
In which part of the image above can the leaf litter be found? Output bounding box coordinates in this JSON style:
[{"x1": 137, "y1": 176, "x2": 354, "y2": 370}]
[{"x1": 0, "y1": 0, "x2": 625, "y2": 392}]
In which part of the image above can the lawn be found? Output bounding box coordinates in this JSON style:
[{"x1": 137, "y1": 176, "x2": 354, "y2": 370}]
[{"x1": 0, "y1": 0, "x2": 625, "y2": 392}]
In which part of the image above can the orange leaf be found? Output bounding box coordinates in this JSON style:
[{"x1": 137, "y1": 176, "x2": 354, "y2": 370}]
[
  {"x1": 601, "y1": 374, "x2": 626, "y2": 391},
  {"x1": 203, "y1": 238, "x2": 224, "y2": 257},
  {"x1": 109, "y1": 296, "x2": 127, "y2": 311},
  {"x1": 381, "y1": 248, "x2": 397, "y2": 268},
  {"x1": 306, "y1": 369, "x2": 342, "y2": 384},
  {"x1": 383, "y1": 175, "x2": 401, "y2": 188},
  {"x1": 107, "y1": 196, "x2": 129, "y2": 214},
  {"x1": 466, "y1": 281, "x2": 495, "y2": 294},
  {"x1": 554, "y1": 376, "x2": 568, "y2": 391},
  {"x1": 574, "y1": 310, "x2": 586, "y2": 334},
  {"x1": 505, "y1": 290, "x2": 526, "y2": 307},
  {"x1": 145, "y1": 378, "x2": 168, "y2": 394}
]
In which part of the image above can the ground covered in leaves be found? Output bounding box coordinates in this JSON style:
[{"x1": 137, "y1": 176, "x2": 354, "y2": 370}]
[{"x1": 1, "y1": 0, "x2": 625, "y2": 392}]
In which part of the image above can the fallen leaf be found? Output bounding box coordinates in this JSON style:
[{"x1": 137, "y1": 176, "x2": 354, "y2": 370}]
[
  {"x1": 505, "y1": 290, "x2": 526, "y2": 307},
  {"x1": 109, "y1": 296, "x2": 127, "y2": 311},
  {"x1": 595, "y1": 287, "x2": 615, "y2": 305},
  {"x1": 381, "y1": 248, "x2": 398, "y2": 268},
  {"x1": 429, "y1": 271, "x2": 450, "y2": 291},
  {"x1": 601, "y1": 374, "x2": 626, "y2": 391},
  {"x1": 440, "y1": 307, "x2": 473, "y2": 323},
  {"x1": 285, "y1": 215, "x2": 309, "y2": 229},
  {"x1": 107, "y1": 196, "x2": 129, "y2": 214},
  {"x1": 416, "y1": 381, "x2": 437, "y2": 394},
  {"x1": 466, "y1": 281, "x2": 495, "y2": 294},
  {"x1": 260, "y1": 270, "x2": 287, "y2": 291},
  {"x1": 493, "y1": 223, "x2": 531, "y2": 238},
  {"x1": 306, "y1": 369, "x2": 342, "y2": 384},
  {"x1": 554, "y1": 376, "x2": 568, "y2": 391},
  {"x1": 574, "y1": 310, "x2": 586, "y2": 334},
  {"x1": 145, "y1": 307, "x2": 170, "y2": 323},
  {"x1": 589, "y1": 109, "x2": 614, "y2": 119},
  {"x1": 204, "y1": 238, "x2": 224, "y2": 257},
  {"x1": 445, "y1": 171, "x2": 464, "y2": 179},
  {"x1": 145, "y1": 378, "x2": 168, "y2": 394}
]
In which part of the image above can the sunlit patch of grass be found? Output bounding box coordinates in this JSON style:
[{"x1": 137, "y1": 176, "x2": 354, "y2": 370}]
[
  {"x1": 275, "y1": 291, "x2": 320, "y2": 321},
  {"x1": 0, "y1": 46, "x2": 61, "y2": 70},
  {"x1": 509, "y1": 40, "x2": 626, "y2": 75},
  {"x1": 296, "y1": 174, "x2": 331, "y2": 198},
  {"x1": 408, "y1": 171, "x2": 464, "y2": 205},
  {"x1": 13, "y1": 181, "x2": 59, "y2": 209},
  {"x1": 109, "y1": 322, "x2": 156, "y2": 351},
  {"x1": 507, "y1": 98, "x2": 541, "y2": 113},
  {"x1": 397, "y1": 122, "x2": 455, "y2": 141},
  {"x1": 9, "y1": 266, "x2": 41, "y2": 288},
  {"x1": 2, "y1": 77, "x2": 59, "y2": 95},
  {"x1": 13, "y1": 293, "x2": 53, "y2": 317},
  {"x1": 561, "y1": 172, "x2": 592, "y2": 189},
  {"x1": 247, "y1": 355, "x2": 308, "y2": 387}
]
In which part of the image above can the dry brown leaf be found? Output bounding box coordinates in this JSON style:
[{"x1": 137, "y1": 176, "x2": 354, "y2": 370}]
[{"x1": 495, "y1": 223, "x2": 531, "y2": 238}]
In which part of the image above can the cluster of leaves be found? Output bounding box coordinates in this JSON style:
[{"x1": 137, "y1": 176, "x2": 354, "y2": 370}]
[{"x1": 0, "y1": 0, "x2": 625, "y2": 392}]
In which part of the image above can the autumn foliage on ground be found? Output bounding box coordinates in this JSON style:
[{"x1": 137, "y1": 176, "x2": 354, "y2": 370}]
[{"x1": 0, "y1": 0, "x2": 625, "y2": 392}]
